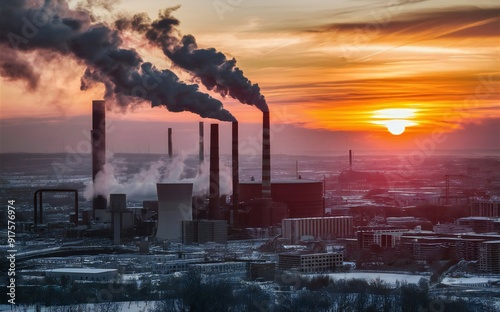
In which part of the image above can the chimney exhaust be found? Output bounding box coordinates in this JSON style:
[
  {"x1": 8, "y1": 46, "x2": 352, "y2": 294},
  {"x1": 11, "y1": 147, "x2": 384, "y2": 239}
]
[
  {"x1": 168, "y1": 128, "x2": 173, "y2": 159},
  {"x1": 209, "y1": 124, "x2": 220, "y2": 219},
  {"x1": 232, "y1": 122, "x2": 239, "y2": 225},
  {"x1": 92, "y1": 100, "x2": 107, "y2": 218}
]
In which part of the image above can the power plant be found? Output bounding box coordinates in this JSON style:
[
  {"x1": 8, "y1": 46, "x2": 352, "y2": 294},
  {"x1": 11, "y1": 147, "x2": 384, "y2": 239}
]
[{"x1": 53, "y1": 100, "x2": 332, "y2": 241}]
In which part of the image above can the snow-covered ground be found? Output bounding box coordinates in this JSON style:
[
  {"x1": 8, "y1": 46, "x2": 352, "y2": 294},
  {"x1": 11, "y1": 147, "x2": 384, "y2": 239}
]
[{"x1": 325, "y1": 272, "x2": 429, "y2": 286}]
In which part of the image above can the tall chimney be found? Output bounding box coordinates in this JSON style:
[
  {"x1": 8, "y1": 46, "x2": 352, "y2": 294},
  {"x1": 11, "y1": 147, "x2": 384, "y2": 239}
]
[
  {"x1": 168, "y1": 128, "x2": 173, "y2": 159},
  {"x1": 92, "y1": 100, "x2": 107, "y2": 217},
  {"x1": 349, "y1": 149, "x2": 352, "y2": 170},
  {"x1": 209, "y1": 124, "x2": 220, "y2": 219},
  {"x1": 232, "y1": 122, "x2": 239, "y2": 225},
  {"x1": 262, "y1": 111, "x2": 271, "y2": 199},
  {"x1": 199, "y1": 122, "x2": 204, "y2": 163}
]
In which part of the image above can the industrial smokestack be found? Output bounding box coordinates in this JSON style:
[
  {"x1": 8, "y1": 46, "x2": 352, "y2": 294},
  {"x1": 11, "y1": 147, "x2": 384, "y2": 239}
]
[
  {"x1": 199, "y1": 122, "x2": 204, "y2": 163},
  {"x1": 168, "y1": 128, "x2": 173, "y2": 159},
  {"x1": 262, "y1": 111, "x2": 271, "y2": 199},
  {"x1": 349, "y1": 150, "x2": 352, "y2": 170},
  {"x1": 92, "y1": 100, "x2": 107, "y2": 218},
  {"x1": 209, "y1": 124, "x2": 220, "y2": 219},
  {"x1": 232, "y1": 122, "x2": 239, "y2": 225}
]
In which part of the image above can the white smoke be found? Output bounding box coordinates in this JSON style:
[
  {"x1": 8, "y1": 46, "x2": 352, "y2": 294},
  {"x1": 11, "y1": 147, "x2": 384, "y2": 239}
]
[{"x1": 84, "y1": 154, "x2": 233, "y2": 201}]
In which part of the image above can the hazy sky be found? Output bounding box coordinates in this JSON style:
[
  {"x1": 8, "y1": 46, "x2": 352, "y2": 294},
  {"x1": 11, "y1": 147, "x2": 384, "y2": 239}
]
[{"x1": 0, "y1": 0, "x2": 499, "y2": 154}]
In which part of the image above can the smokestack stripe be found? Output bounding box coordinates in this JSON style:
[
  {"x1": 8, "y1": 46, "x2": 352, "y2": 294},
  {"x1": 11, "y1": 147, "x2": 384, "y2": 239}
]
[
  {"x1": 209, "y1": 124, "x2": 220, "y2": 219},
  {"x1": 262, "y1": 111, "x2": 271, "y2": 198},
  {"x1": 199, "y1": 122, "x2": 204, "y2": 163}
]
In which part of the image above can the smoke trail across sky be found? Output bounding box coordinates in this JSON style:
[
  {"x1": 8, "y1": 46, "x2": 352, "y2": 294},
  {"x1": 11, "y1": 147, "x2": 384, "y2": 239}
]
[
  {"x1": 0, "y1": 0, "x2": 235, "y2": 121},
  {"x1": 115, "y1": 7, "x2": 269, "y2": 112}
]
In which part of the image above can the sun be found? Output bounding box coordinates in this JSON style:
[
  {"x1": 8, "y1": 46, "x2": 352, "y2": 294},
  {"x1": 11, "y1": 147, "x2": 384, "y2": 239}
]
[
  {"x1": 385, "y1": 119, "x2": 407, "y2": 135},
  {"x1": 372, "y1": 108, "x2": 418, "y2": 135}
]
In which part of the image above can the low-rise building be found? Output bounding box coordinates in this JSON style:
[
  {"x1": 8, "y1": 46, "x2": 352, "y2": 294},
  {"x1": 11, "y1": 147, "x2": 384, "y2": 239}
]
[
  {"x1": 152, "y1": 259, "x2": 200, "y2": 275},
  {"x1": 188, "y1": 262, "x2": 247, "y2": 277},
  {"x1": 45, "y1": 268, "x2": 118, "y2": 282},
  {"x1": 282, "y1": 216, "x2": 353, "y2": 244},
  {"x1": 278, "y1": 252, "x2": 343, "y2": 273},
  {"x1": 357, "y1": 226, "x2": 408, "y2": 250}
]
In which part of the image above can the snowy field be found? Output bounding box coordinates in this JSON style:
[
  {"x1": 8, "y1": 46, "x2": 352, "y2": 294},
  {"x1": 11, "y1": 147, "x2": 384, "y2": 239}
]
[{"x1": 325, "y1": 272, "x2": 430, "y2": 286}]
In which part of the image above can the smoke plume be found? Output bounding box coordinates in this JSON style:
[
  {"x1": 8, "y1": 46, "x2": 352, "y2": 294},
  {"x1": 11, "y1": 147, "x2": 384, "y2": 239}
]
[
  {"x1": 115, "y1": 8, "x2": 269, "y2": 112},
  {"x1": 0, "y1": 0, "x2": 235, "y2": 121},
  {"x1": 84, "y1": 155, "x2": 233, "y2": 200}
]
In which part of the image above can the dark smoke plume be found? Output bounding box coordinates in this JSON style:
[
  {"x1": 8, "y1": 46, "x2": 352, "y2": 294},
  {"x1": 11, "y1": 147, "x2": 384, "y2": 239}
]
[
  {"x1": 0, "y1": 0, "x2": 235, "y2": 122},
  {"x1": 0, "y1": 47, "x2": 40, "y2": 90},
  {"x1": 115, "y1": 8, "x2": 269, "y2": 112}
]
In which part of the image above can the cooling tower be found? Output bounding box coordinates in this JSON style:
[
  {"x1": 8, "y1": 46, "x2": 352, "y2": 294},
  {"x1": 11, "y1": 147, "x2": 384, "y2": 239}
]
[
  {"x1": 209, "y1": 124, "x2": 220, "y2": 219},
  {"x1": 156, "y1": 183, "x2": 193, "y2": 241},
  {"x1": 92, "y1": 100, "x2": 107, "y2": 219}
]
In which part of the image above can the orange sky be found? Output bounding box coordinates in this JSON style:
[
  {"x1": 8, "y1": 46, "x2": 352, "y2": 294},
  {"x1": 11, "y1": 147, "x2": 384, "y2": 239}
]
[{"x1": 0, "y1": 0, "x2": 499, "y2": 153}]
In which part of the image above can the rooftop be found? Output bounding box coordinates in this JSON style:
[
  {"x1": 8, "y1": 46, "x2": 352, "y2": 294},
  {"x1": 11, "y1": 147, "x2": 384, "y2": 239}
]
[{"x1": 46, "y1": 268, "x2": 117, "y2": 274}]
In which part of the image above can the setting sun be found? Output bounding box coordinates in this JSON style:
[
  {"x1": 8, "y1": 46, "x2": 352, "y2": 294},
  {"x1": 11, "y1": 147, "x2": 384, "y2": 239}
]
[{"x1": 372, "y1": 108, "x2": 418, "y2": 135}]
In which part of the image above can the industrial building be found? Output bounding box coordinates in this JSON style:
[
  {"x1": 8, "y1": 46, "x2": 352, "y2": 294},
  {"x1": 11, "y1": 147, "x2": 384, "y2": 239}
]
[
  {"x1": 278, "y1": 252, "x2": 343, "y2": 273},
  {"x1": 282, "y1": 216, "x2": 353, "y2": 244},
  {"x1": 181, "y1": 220, "x2": 227, "y2": 244},
  {"x1": 239, "y1": 179, "x2": 324, "y2": 220},
  {"x1": 45, "y1": 268, "x2": 118, "y2": 282},
  {"x1": 156, "y1": 183, "x2": 193, "y2": 241},
  {"x1": 479, "y1": 241, "x2": 500, "y2": 273}
]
